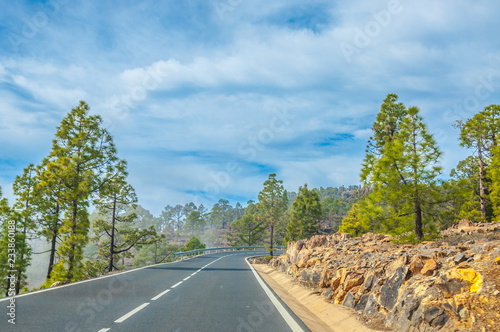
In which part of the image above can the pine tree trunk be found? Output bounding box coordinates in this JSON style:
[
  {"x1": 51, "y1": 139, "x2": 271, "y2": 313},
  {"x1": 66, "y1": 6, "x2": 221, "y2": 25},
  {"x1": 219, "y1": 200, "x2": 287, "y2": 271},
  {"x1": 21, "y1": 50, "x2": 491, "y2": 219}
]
[
  {"x1": 67, "y1": 201, "x2": 78, "y2": 281},
  {"x1": 109, "y1": 195, "x2": 117, "y2": 272},
  {"x1": 46, "y1": 203, "x2": 60, "y2": 280},
  {"x1": 269, "y1": 224, "x2": 274, "y2": 257},
  {"x1": 478, "y1": 148, "x2": 488, "y2": 221},
  {"x1": 414, "y1": 197, "x2": 423, "y2": 240}
]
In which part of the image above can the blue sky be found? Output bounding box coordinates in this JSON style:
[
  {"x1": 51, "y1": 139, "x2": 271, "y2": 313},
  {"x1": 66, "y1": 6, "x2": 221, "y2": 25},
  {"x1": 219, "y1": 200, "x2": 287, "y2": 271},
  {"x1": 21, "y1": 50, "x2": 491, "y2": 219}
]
[{"x1": 1, "y1": 0, "x2": 499, "y2": 215}]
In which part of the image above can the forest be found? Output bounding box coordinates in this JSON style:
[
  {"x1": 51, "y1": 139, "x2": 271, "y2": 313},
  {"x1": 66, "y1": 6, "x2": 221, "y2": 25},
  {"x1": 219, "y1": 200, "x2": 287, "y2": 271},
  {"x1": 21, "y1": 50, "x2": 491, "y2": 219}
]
[{"x1": 1, "y1": 94, "x2": 499, "y2": 296}]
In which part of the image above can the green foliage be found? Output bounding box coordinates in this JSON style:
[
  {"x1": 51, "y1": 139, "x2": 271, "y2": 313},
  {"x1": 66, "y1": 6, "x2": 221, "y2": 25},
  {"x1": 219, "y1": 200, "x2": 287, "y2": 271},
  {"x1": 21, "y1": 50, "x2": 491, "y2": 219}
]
[
  {"x1": 257, "y1": 174, "x2": 287, "y2": 255},
  {"x1": 210, "y1": 199, "x2": 234, "y2": 229},
  {"x1": 82, "y1": 260, "x2": 108, "y2": 278},
  {"x1": 5, "y1": 165, "x2": 38, "y2": 295},
  {"x1": 42, "y1": 101, "x2": 120, "y2": 282},
  {"x1": 284, "y1": 184, "x2": 322, "y2": 243},
  {"x1": 184, "y1": 208, "x2": 205, "y2": 235},
  {"x1": 490, "y1": 145, "x2": 500, "y2": 220},
  {"x1": 458, "y1": 104, "x2": 500, "y2": 221},
  {"x1": 228, "y1": 202, "x2": 266, "y2": 246},
  {"x1": 183, "y1": 236, "x2": 206, "y2": 251},
  {"x1": 93, "y1": 163, "x2": 160, "y2": 272},
  {"x1": 133, "y1": 237, "x2": 180, "y2": 266},
  {"x1": 348, "y1": 94, "x2": 442, "y2": 240}
]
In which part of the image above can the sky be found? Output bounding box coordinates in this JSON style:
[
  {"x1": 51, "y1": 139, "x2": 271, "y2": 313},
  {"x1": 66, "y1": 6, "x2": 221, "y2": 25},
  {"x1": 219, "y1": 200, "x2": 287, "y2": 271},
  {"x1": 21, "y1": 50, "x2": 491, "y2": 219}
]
[{"x1": 0, "y1": 0, "x2": 499, "y2": 216}]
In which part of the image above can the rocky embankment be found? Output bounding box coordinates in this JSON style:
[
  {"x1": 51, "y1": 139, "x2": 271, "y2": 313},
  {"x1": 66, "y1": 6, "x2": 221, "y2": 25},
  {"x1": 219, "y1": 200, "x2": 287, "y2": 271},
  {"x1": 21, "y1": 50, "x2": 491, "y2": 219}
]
[{"x1": 269, "y1": 221, "x2": 500, "y2": 332}]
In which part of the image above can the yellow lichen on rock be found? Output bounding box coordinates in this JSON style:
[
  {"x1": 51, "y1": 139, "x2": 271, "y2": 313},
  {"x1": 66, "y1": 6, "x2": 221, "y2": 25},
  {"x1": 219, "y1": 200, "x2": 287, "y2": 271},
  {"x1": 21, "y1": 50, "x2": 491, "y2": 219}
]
[{"x1": 446, "y1": 268, "x2": 483, "y2": 293}]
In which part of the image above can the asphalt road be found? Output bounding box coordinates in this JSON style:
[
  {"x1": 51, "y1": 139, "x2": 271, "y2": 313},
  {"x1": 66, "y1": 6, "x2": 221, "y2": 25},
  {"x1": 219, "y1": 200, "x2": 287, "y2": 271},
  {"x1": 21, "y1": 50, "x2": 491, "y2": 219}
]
[{"x1": 1, "y1": 251, "x2": 309, "y2": 332}]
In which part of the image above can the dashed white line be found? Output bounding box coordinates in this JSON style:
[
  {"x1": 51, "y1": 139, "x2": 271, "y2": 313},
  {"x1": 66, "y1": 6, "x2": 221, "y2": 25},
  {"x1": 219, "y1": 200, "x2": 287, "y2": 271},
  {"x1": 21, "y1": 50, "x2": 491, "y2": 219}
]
[
  {"x1": 151, "y1": 289, "x2": 170, "y2": 301},
  {"x1": 171, "y1": 281, "x2": 183, "y2": 288},
  {"x1": 183, "y1": 276, "x2": 191, "y2": 281},
  {"x1": 98, "y1": 329, "x2": 110, "y2": 332},
  {"x1": 115, "y1": 302, "x2": 150, "y2": 323}
]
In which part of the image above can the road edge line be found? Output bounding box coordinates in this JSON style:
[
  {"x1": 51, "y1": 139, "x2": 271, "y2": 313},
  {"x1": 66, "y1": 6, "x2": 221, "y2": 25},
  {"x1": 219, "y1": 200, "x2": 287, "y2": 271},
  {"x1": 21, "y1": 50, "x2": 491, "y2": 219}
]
[{"x1": 245, "y1": 257, "x2": 306, "y2": 332}]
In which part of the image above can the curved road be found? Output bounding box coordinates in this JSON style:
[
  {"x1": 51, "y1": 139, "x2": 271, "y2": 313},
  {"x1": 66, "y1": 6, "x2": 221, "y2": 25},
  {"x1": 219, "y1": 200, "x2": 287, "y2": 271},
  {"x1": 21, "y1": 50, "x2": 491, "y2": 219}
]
[{"x1": 1, "y1": 251, "x2": 309, "y2": 332}]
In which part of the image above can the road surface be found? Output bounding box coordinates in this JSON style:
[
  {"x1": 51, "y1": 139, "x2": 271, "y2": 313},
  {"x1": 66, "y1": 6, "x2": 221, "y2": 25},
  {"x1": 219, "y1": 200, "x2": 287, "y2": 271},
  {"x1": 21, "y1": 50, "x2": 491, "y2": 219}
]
[{"x1": 1, "y1": 251, "x2": 309, "y2": 332}]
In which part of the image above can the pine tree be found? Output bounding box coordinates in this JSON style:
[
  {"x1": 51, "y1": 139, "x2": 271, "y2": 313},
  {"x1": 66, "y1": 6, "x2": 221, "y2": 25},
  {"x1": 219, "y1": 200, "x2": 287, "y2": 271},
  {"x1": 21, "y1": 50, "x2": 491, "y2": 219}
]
[
  {"x1": 47, "y1": 101, "x2": 119, "y2": 282},
  {"x1": 351, "y1": 94, "x2": 442, "y2": 240},
  {"x1": 228, "y1": 202, "x2": 266, "y2": 246},
  {"x1": 10, "y1": 164, "x2": 38, "y2": 294},
  {"x1": 35, "y1": 159, "x2": 66, "y2": 279},
  {"x1": 458, "y1": 104, "x2": 500, "y2": 221},
  {"x1": 257, "y1": 173, "x2": 287, "y2": 256},
  {"x1": 93, "y1": 161, "x2": 159, "y2": 272},
  {"x1": 490, "y1": 144, "x2": 500, "y2": 219},
  {"x1": 284, "y1": 184, "x2": 322, "y2": 243}
]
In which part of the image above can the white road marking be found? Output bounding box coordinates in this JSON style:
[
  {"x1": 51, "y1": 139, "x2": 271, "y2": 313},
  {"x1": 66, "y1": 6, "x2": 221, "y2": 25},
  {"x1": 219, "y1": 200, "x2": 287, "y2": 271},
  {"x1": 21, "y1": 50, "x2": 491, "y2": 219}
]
[
  {"x1": 114, "y1": 302, "x2": 150, "y2": 323},
  {"x1": 98, "y1": 329, "x2": 110, "y2": 332},
  {"x1": 183, "y1": 276, "x2": 191, "y2": 281},
  {"x1": 171, "y1": 281, "x2": 183, "y2": 288},
  {"x1": 151, "y1": 289, "x2": 171, "y2": 301},
  {"x1": 246, "y1": 258, "x2": 305, "y2": 332}
]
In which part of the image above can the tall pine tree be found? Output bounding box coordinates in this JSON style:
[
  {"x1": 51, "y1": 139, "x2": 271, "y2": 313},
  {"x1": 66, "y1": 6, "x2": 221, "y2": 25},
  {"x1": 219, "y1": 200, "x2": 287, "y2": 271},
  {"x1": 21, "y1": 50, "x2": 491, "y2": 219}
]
[
  {"x1": 46, "y1": 101, "x2": 119, "y2": 282},
  {"x1": 257, "y1": 173, "x2": 287, "y2": 256},
  {"x1": 348, "y1": 94, "x2": 441, "y2": 240}
]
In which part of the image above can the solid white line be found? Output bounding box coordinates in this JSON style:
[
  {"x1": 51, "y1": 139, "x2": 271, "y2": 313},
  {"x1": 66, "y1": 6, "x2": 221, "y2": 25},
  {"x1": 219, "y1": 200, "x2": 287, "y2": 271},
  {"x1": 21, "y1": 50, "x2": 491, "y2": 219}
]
[
  {"x1": 171, "y1": 281, "x2": 183, "y2": 288},
  {"x1": 115, "y1": 302, "x2": 150, "y2": 323},
  {"x1": 245, "y1": 258, "x2": 305, "y2": 332},
  {"x1": 151, "y1": 289, "x2": 170, "y2": 301}
]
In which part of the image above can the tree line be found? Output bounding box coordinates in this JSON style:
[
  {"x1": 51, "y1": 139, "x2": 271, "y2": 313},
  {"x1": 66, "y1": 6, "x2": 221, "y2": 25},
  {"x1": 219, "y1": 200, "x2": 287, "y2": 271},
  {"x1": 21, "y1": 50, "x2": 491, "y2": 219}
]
[
  {"x1": 3, "y1": 94, "x2": 495, "y2": 295},
  {"x1": 0, "y1": 101, "x2": 161, "y2": 296},
  {"x1": 0, "y1": 101, "x2": 361, "y2": 296},
  {"x1": 340, "y1": 94, "x2": 500, "y2": 241}
]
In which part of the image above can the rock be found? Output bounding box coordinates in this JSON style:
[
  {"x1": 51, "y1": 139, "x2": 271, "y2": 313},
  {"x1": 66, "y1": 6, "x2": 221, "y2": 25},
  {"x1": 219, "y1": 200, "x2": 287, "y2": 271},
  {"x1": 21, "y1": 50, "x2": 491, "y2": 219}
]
[
  {"x1": 385, "y1": 254, "x2": 408, "y2": 278},
  {"x1": 271, "y1": 228, "x2": 500, "y2": 332},
  {"x1": 355, "y1": 294, "x2": 369, "y2": 312},
  {"x1": 421, "y1": 258, "x2": 438, "y2": 276},
  {"x1": 342, "y1": 291, "x2": 356, "y2": 308},
  {"x1": 50, "y1": 281, "x2": 61, "y2": 288},
  {"x1": 453, "y1": 252, "x2": 469, "y2": 264},
  {"x1": 363, "y1": 294, "x2": 379, "y2": 316},
  {"x1": 423, "y1": 306, "x2": 450, "y2": 327},
  {"x1": 362, "y1": 271, "x2": 376, "y2": 291},
  {"x1": 409, "y1": 255, "x2": 424, "y2": 275},
  {"x1": 344, "y1": 274, "x2": 364, "y2": 291},
  {"x1": 380, "y1": 267, "x2": 409, "y2": 310},
  {"x1": 436, "y1": 268, "x2": 483, "y2": 297}
]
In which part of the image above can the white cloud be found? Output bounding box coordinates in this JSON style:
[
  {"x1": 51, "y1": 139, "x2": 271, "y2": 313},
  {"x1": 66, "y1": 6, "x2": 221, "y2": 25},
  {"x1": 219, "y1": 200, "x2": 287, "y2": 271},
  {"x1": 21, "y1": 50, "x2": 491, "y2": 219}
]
[{"x1": 1, "y1": 0, "x2": 499, "y2": 214}]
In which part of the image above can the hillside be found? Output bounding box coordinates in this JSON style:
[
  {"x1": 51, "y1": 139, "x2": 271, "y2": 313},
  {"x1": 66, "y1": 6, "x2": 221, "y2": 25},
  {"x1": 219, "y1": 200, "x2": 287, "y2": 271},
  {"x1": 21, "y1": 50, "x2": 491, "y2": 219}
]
[{"x1": 268, "y1": 221, "x2": 500, "y2": 331}]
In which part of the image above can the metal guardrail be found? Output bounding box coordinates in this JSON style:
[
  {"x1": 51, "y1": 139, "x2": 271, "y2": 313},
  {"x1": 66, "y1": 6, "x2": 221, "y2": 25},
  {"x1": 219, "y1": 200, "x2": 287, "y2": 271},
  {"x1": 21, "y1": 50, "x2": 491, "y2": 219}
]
[{"x1": 173, "y1": 246, "x2": 284, "y2": 257}]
